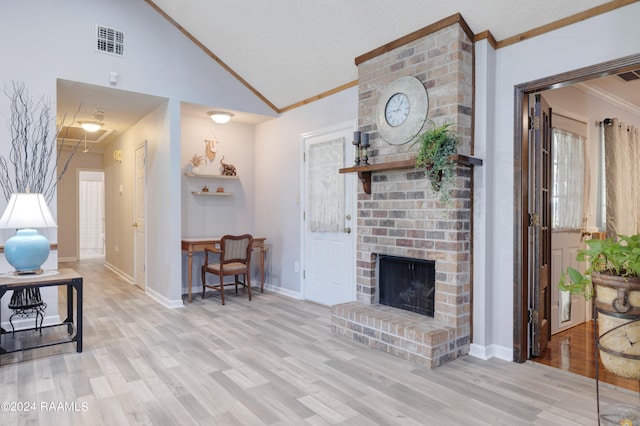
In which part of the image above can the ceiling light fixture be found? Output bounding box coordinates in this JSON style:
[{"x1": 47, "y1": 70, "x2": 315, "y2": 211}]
[
  {"x1": 208, "y1": 111, "x2": 234, "y2": 124},
  {"x1": 78, "y1": 121, "x2": 103, "y2": 132}
]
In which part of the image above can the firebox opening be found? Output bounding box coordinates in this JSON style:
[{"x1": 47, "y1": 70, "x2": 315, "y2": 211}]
[{"x1": 378, "y1": 255, "x2": 435, "y2": 317}]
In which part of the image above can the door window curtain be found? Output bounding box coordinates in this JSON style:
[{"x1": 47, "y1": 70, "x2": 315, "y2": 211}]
[
  {"x1": 605, "y1": 119, "x2": 640, "y2": 237},
  {"x1": 79, "y1": 180, "x2": 105, "y2": 256},
  {"x1": 551, "y1": 129, "x2": 587, "y2": 230},
  {"x1": 308, "y1": 138, "x2": 344, "y2": 232}
]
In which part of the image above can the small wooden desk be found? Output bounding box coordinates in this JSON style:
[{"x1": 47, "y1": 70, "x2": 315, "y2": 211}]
[
  {"x1": 0, "y1": 268, "x2": 83, "y2": 364},
  {"x1": 181, "y1": 237, "x2": 267, "y2": 303}
]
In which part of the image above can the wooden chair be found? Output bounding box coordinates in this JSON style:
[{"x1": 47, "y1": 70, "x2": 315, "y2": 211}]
[{"x1": 201, "y1": 234, "x2": 253, "y2": 304}]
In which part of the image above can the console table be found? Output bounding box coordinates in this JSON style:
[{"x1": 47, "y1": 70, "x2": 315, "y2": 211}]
[
  {"x1": 0, "y1": 269, "x2": 82, "y2": 364},
  {"x1": 182, "y1": 237, "x2": 267, "y2": 303}
]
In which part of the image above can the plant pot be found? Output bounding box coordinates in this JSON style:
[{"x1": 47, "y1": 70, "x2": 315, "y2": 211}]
[{"x1": 592, "y1": 272, "x2": 640, "y2": 379}]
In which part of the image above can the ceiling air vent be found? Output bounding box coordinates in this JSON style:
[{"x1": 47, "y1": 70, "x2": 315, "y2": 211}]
[
  {"x1": 95, "y1": 24, "x2": 125, "y2": 57},
  {"x1": 617, "y1": 70, "x2": 640, "y2": 82}
]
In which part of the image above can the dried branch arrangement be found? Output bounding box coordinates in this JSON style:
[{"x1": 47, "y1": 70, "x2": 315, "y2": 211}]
[
  {"x1": 190, "y1": 154, "x2": 204, "y2": 167},
  {"x1": 0, "y1": 81, "x2": 81, "y2": 203}
]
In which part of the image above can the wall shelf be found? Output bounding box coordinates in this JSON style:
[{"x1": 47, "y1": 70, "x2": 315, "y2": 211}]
[
  {"x1": 184, "y1": 173, "x2": 238, "y2": 179},
  {"x1": 191, "y1": 191, "x2": 231, "y2": 196},
  {"x1": 338, "y1": 155, "x2": 483, "y2": 194}
]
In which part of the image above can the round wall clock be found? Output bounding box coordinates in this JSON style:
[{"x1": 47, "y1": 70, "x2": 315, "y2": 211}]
[{"x1": 376, "y1": 76, "x2": 429, "y2": 145}]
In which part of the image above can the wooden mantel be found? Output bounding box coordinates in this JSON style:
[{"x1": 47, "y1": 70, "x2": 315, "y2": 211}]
[{"x1": 339, "y1": 155, "x2": 483, "y2": 194}]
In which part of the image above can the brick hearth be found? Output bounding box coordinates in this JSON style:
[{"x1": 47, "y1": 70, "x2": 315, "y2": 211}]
[{"x1": 331, "y1": 303, "x2": 456, "y2": 367}]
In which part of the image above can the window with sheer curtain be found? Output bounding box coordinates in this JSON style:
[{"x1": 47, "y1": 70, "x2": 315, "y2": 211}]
[{"x1": 551, "y1": 129, "x2": 586, "y2": 230}]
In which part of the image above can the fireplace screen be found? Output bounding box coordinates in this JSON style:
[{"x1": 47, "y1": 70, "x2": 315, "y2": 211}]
[{"x1": 378, "y1": 255, "x2": 435, "y2": 316}]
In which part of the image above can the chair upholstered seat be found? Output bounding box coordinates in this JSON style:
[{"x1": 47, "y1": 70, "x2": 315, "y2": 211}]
[
  {"x1": 201, "y1": 234, "x2": 253, "y2": 304},
  {"x1": 206, "y1": 261, "x2": 247, "y2": 273}
]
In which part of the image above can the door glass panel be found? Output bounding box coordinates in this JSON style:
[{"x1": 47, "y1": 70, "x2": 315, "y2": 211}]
[
  {"x1": 308, "y1": 138, "x2": 344, "y2": 232},
  {"x1": 551, "y1": 129, "x2": 585, "y2": 230}
]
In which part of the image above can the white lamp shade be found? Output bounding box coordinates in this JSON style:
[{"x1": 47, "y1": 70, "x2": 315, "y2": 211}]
[{"x1": 0, "y1": 193, "x2": 57, "y2": 229}]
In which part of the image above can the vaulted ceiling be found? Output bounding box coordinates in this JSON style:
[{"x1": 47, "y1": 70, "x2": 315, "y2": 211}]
[
  {"x1": 58, "y1": 1, "x2": 640, "y2": 148},
  {"x1": 147, "y1": 0, "x2": 616, "y2": 111}
]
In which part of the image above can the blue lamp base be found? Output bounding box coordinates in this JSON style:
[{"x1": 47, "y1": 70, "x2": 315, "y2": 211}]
[{"x1": 4, "y1": 228, "x2": 50, "y2": 274}]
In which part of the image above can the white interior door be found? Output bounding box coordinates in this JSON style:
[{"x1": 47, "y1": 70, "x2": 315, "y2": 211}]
[
  {"x1": 78, "y1": 170, "x2": 105, "y2": 260},
  {"x1": 302, "y1": 122, "x2": 356, "y2": 306},
  {"x1": 548, "y1": 113, "x2": 590, "y2": 334},
  {"x1": 551, "y1": 231, "x2": 587, "y2": 334},
  {"x1": 134, "y1": 143, "x2": 146, "y2": 290}
]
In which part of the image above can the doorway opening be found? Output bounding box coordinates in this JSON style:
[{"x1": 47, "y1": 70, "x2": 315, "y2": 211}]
[
  {"x1": 514, "y1": 53, "x2": 640, "y2": 392},
  {"x1": 78, "y1": 170, "x2": 105, "y2": 260}
]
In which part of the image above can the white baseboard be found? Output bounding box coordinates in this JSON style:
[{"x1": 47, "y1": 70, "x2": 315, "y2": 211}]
[
  {"x1": 58, "y1": 256, "x2": 77, "y2": 263},
  {"x1": 104, "y1": 262, "x2": 134, "y2": 284},
  {"x1": 104, "y1": 263, "x2": 183, "y2": 309},
  {"x1": 146, "y1": 286, "x2": 184, "y2": 309},
  {"x1": 469, "y1": 343, "x2": 513, "y2": 361},
  {"x1": 264, "y1": 283, "x2": 302, "y2": 300},
  {"x1": 187, "y1": 277, "x2": 303, "y2": 301}
]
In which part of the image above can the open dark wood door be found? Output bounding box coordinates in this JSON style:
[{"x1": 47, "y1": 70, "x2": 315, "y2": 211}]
[{"x1": 528, "y1": 94, "x2": 552, "y2": 356}]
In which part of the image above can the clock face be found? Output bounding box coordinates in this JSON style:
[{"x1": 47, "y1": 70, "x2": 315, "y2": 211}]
[
  {"x1": 376, "y1": 76, "x2": 429, "y2": 145},
  {"x1": 385, "y1": 93, "x2": 410, "y2": 127}
]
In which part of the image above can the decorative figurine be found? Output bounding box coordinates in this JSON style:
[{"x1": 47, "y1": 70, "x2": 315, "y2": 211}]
[{"x1": 220, "y1": 156, "x2": 237, "y2": 176}]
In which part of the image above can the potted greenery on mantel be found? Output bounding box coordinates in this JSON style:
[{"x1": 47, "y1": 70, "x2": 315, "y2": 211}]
[
  {"x1": 559, "y1": 234, "x2": 640, "y2": 379},
  {"x1": 412, "y1": 121, "x2": 459, "y2": 203}
]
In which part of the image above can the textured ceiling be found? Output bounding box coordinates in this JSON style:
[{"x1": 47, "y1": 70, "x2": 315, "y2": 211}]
[
  {"x1": 148, "y1": 0, "x2": 612, "y2": 110},
  {"x1": 58, "y1": 0, "x2": 639, "y2": 146}
]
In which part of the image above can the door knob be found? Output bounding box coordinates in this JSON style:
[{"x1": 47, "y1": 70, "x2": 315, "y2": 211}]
[
  {"x1": 343, "y1": 227, "x2": 351, "y2": 234},
  {"x1": 132, "y1": 222, "x2": 138, "y2": 228}
]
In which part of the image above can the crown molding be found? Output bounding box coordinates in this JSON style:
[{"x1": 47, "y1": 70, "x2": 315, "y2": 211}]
[{"x1": 574, "y1": 81, "x2": 640, "y2": 117}]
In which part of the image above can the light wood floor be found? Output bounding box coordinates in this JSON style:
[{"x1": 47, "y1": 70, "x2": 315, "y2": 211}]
[{"x1": 1, "y1": 260, "x2": 638, "y2": 425}]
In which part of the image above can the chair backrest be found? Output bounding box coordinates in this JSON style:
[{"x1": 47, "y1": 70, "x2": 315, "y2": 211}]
[{"x1": 220, "y1": 234, "x2": 253, "y2": 264}]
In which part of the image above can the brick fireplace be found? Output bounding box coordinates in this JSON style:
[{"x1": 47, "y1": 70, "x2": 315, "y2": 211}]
[{"x1": 331, "y1": 15, "x2": 475, "y2": 368}]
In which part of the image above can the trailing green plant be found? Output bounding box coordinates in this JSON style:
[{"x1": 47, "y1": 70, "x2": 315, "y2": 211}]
[
  {"x1": 412, "y1": 121, "x2": 459, "y2": 203},
  {"x1": 559, "y1": 234, "x2": 640, "y2": 299}
]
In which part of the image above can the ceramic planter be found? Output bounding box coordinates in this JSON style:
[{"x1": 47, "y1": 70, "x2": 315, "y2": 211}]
[{"x1": 592, "y1": 272, "x2": 640, "y2": 379}]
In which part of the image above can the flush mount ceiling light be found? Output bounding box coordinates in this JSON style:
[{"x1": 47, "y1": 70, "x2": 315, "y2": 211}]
[
  {"x1": 78, "y1": 121, "x2": 103, "y2": 132},
  {"x1": 208, "y1": 111, "x2": 234, "y2": 124},
  {"x1": 79, "y1": 109, "x2": 105, "y2": 133}
]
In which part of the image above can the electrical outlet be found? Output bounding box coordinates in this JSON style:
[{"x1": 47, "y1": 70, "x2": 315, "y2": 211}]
[
  {"x1": 294, "y1": 262, "x2": 300, "y2": 273},
  {"x1": 115, "y1": 245, "x2": 119, "y2": 252}
]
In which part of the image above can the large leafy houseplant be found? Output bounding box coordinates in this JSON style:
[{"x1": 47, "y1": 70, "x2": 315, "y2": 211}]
[
  {"x1": 559, "y1": 234, "x2": 640, "y2": 380},
  {"x1": 412, "y1": 122, "x2": 459, "y2": 203},
  {"x1": 559, "y1": 234, "x2": 640, "y2": 299}
]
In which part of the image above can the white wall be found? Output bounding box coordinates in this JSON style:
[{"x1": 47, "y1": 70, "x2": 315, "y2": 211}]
[
  {"x1": 0, "y1": 0, "x2": 275, "y2": 308},
  {"x1": 255, "y1": 87, "x2": 358, "y2": 295},
  {"x1": 180, "y1": 113, "x2": 257, "y2": 293},
  {"x1": 469, "y1": 39, "x2": 496, "y2": 359},
  {"x1": 473, "y1": 1, "x2": 640, "y2": 359}
]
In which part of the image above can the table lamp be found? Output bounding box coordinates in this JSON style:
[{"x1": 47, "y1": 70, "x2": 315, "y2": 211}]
[{"x1": 0, "y1": 193, "x2": 57, "y2": 274}]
